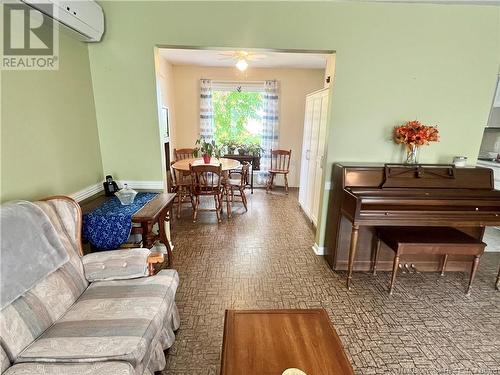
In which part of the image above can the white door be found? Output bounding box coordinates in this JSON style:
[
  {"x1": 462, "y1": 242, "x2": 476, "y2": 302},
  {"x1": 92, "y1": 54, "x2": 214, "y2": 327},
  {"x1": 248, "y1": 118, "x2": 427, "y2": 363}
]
[
  {"x1": 298, "y1": 96, "x2": 315, "y2": 213},
  {"x1": 305, "y1": 96, "x2": 321, "y2": 217},
  {"x1": 311, "y1": 91, "x2": 329, "y2": 225},
  {"x1": 299, "y1": 88, "x2": 330, "y2": 224}
]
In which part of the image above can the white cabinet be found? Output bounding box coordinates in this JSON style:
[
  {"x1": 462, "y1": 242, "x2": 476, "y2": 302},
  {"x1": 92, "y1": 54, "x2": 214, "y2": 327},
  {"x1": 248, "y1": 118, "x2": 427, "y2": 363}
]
[{"x1": 299, "y1": 88, "x2": 330, "y2": 225}]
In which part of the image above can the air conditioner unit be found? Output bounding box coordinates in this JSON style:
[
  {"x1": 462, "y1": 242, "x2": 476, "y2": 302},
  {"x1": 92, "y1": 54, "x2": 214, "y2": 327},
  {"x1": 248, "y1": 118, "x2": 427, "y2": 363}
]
[{"x1": 20, "y1": 0, "x2": 104, "y2": 42}]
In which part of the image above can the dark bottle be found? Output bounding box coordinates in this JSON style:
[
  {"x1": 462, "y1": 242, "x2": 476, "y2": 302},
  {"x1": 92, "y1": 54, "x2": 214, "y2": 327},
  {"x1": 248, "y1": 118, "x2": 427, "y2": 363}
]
[{"x1": 103, "y1": 175, "x2": 119, "y2": 196}]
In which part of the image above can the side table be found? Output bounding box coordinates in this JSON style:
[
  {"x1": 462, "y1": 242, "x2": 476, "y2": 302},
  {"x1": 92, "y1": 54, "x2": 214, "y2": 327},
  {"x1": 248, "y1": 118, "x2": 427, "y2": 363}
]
[{"x1": 132, "y1": 193, "x2": 176, "y2": 266}]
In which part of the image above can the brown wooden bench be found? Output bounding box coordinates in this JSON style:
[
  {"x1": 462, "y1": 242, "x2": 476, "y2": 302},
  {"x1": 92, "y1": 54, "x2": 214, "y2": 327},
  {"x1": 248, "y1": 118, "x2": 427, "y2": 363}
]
[{"x1": 373, "y1": 227, "x2": 486, "y2": 295}]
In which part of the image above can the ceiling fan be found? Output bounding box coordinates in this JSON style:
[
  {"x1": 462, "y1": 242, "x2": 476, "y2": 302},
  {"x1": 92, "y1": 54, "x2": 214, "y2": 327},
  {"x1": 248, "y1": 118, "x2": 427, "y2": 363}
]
[{"x1": 218, "y1": 50, "x2": 267, "y2": 71}]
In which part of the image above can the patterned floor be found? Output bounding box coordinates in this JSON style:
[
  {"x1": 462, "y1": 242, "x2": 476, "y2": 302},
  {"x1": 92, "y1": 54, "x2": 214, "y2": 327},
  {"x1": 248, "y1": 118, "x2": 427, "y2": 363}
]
[{"x1": 163, "y1": 189, "x2": 500, "y2": 375}]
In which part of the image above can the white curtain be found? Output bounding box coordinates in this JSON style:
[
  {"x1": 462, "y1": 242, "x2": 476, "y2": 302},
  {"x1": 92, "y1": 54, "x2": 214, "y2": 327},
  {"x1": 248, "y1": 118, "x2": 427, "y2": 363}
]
[
  {"x1": 260, "y1": 80, "x2": 279, "y2": 175},
  {"x1": 199, "y1": 79, "x2": 214, "y2": 142}
]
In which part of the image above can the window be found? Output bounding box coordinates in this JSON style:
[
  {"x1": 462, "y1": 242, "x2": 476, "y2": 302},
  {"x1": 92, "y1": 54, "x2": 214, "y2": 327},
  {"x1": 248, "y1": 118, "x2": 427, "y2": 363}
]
[{"x1": 212, "y1": 82, "x2": 265, "y2": 146}]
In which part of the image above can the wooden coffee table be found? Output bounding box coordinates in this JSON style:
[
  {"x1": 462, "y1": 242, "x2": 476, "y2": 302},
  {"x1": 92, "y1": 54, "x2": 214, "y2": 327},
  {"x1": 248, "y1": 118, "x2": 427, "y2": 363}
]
[{"x1": 220, "y1": 309, "x2": 354, "y2": 375}]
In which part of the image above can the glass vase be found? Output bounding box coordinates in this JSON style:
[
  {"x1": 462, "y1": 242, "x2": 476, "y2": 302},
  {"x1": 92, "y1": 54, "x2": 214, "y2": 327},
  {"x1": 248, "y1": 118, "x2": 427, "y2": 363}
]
[{"x1": 405, "y1": 144, "x2": 419, "y2": 164}]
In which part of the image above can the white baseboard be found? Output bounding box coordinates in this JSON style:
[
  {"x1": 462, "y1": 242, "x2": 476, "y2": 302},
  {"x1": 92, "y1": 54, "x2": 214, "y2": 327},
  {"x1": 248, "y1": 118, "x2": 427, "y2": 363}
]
[
  {"x1": 312, "y1": 243, "x2": 325, "y2": 255},
  {"x1": 70, "y1": 180, "x2": 164, "y2": 202},
  {"x1": 117, "y1": 180, "x2": 164, "y2": 190},
  {"x1": 70, "y1": 183, "x2": 103, "y2": 202}
]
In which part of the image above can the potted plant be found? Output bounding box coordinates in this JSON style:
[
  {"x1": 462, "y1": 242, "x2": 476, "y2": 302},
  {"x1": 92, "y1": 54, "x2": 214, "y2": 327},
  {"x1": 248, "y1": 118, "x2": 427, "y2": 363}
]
[
  {"x1": 195, "y1": 139, "x2": 214, "y2": 163},
  {"x1": 195, "y1": 139, "x2": 223, "y2": 163},
  {"x1": 225, "y1": 139, "x2": 239, "y2": 155},
  {"x1": 237, "y1": 144, "x2": 248, "y2": 156},
  {"x1": 247, "y1": 143, "x2": 264, "y2": 157}
]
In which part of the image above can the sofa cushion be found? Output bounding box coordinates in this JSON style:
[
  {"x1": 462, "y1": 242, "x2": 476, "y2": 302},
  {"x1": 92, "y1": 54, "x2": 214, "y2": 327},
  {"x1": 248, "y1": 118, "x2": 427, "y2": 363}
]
[
  {"x1": 4, "y1": 362, "x2": 135, "y2": 375},
  {"x1": 0, "y1": 261, "x2": 89, "y2": 362},
  {"x1": 16, "y1": 270, "x2": 178, "y2": 368},
  {"x1": 82, "y1": 248, "x2": 150, "y2": 282}
]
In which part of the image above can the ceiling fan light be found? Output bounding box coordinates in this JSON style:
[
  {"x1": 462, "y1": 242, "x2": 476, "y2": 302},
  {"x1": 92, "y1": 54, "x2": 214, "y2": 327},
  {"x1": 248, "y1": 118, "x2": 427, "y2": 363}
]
[{"x1": 236, "y1": 59, "x2": 248, "y2": 71}]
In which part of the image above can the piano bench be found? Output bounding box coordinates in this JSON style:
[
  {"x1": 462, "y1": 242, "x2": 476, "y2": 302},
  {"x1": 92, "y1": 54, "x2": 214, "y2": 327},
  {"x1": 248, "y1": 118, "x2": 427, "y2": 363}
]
[{"x1": 373, "y1": 227, "x2": 486, "y2": 295}]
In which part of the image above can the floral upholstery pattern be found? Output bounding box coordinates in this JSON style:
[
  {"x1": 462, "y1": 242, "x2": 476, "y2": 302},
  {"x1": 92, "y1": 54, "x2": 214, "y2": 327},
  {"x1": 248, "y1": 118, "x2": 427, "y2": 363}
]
[{"x1": 0, "y1": 197, "x2": 179, "y2": 375}]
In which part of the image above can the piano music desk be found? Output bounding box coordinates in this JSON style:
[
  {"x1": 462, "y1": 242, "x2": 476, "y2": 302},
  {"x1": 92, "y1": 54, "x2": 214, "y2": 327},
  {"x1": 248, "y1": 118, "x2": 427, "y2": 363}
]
[{"x1": 373, "y1": 227, "x2": 486, "y2": 295}]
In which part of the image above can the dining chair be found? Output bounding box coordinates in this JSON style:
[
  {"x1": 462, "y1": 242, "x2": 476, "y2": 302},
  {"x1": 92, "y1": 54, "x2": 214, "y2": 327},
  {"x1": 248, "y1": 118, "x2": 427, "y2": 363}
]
[
  {"x1": 266, "y1": 149, "x2": 292, "y2": 194},
  {"x1": 174, "y1": 148, "x2": 196, "y2": 161},
  {"x1": 170, "y1": 161, "x2": 194, "y2": 219},
  {"x1": 189, "y1": 163, "x2": 224, "y2": 223},
  {"x1": 225, "y1": 162, "x2": 250, "y2": 218}
]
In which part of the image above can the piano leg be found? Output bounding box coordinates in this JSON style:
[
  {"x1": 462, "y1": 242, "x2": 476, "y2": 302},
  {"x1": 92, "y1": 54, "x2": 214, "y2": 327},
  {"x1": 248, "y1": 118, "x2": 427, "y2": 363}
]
[
  {"x1": 440, "y1": 254, "x2": 449, "y2": 276},
  {"x1": 467, "y1": 255, "x2": 480, "y2": 295},
  {"x1": 389, "y1": 254, "x2": 400, "y2": 295},
  {"x1": 372, "y1": 236, "x2": 381, "y2": 276},
  {"x1": 347, "y1": 224, "x2": 359, "y2": 290},
  {"x1": 496, "y1": 265, "x2": 500, "y2": 291}
]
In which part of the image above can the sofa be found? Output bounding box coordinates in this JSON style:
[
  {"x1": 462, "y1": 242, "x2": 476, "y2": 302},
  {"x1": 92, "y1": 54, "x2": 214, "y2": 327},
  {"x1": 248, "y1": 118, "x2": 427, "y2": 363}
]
[{"x1": 0, "y1": 196, "x2": 179, "y2": 375}]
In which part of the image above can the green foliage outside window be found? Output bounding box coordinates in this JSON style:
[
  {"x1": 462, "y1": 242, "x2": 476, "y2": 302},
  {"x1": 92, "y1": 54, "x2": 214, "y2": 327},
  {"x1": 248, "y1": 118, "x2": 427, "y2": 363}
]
[{"x1": 213, "y1": 91, "x2": 263, "y2": 147}]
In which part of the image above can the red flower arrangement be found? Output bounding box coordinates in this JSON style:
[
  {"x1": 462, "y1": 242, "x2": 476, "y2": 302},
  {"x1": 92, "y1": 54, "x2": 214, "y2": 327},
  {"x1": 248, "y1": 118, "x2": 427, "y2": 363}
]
[{"x1": 393, "y1": 120, "x2": 439, "y2": 146}]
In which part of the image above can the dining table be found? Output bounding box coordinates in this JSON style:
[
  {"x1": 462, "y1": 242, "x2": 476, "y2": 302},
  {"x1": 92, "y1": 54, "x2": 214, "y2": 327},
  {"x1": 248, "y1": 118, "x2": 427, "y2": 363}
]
[
  {"x1": 171, "y1": 157, "x2": 242, "y2": 218},
  {"x1": 171, "y1": 157, "x2": 241, "y2": 173}
]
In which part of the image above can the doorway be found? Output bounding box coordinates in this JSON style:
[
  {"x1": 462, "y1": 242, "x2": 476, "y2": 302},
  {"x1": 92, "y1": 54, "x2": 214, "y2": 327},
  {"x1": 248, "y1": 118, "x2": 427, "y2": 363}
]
[{"x1": 153, "y1": 46, "x2": 335, "y2": 228}]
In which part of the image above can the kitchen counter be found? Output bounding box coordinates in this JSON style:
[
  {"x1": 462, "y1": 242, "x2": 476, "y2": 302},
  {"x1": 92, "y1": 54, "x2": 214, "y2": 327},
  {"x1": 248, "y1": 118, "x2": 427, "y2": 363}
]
[{"x1": 477, "y1": 159, "x2": 500, "y2": 167}]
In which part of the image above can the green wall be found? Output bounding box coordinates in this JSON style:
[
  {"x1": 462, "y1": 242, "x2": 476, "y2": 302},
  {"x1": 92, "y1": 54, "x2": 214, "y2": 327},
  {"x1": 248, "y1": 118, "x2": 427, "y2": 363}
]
[
  {"x1": 1, "y1": 30, "x2": 103, "y2": 202},
  {"x1": 87, "y1": 1, "x2": 500, "y2": 246}
]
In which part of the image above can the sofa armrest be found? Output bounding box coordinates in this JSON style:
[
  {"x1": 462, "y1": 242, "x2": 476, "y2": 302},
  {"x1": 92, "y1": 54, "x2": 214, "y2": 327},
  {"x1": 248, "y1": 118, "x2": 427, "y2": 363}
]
[{"x1": 82, "y1": 248, "x2": 151, "y2": 282}]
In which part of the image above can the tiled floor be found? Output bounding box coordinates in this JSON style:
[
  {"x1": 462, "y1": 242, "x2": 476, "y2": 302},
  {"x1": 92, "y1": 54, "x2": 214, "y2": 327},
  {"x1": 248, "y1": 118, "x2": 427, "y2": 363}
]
[{"x1": 164, "y1": 189, "x2": 500, "y2": 375}]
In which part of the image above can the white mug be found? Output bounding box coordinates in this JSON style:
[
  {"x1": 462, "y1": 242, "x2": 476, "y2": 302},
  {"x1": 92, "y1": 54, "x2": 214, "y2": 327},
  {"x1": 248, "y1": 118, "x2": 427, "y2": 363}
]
[{"x1": 453, "y1": 156, "x2": 467, "y2": 167}]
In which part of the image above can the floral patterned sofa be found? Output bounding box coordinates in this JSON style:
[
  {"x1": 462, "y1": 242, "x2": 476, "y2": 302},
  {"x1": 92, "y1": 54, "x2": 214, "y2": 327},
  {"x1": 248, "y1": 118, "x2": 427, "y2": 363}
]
[{"x1": 0, "y1": 196, "x2": 179, "y2": 375}]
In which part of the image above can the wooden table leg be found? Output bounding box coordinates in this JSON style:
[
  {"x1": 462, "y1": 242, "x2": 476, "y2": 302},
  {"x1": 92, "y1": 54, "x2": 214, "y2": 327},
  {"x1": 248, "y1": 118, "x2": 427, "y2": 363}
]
[
  {"x1": 250, "y1": 160, "x2": 254, "y2": 194},
  {"x1": 226, "y1": 186, "x2": 232, "y2": 219},
  {"x1": 466, "y1": 255, "x2": 480, "y2": 295},
  {"x1": 159, "y1": 209, "x2": 173, "y2": 267},
  {"x1": 141, "y1": 222, "x2": 153, "y2": 248},
  {"x1": 347, "y1": 224, "x2": 359, "y2": 290}
]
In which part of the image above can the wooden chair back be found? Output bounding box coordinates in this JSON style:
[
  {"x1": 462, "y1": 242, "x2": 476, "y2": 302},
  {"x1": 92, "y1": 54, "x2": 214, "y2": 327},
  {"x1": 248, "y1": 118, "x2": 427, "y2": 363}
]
[
  {"x1": 270, "y1": 149, "x2": 292, "y2": 172},
  {"x1": 170, "y1": 161, "x2": 191, "y2": 186},
  {"x1": 189, "y1": 164, "x2": 223, "y2": 195},
  {"x1": 236, "y1": 162, "x2": 250, "y2": 187},
  {"x1": 174, "y1": 148, "x2": 196, "y2": 161}
]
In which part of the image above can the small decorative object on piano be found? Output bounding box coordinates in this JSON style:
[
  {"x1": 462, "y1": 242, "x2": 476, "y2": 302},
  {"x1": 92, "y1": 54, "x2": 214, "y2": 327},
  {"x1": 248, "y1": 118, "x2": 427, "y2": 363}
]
[
  {"x1": 393, "y1": 120, "x2": 439, "y2": 164},
  {"x1": 453, "y1": 156, "x2": 467, "y2": 167},
  {"x1": 115, "y1": 183, "x2": 137, "y2": 205}
]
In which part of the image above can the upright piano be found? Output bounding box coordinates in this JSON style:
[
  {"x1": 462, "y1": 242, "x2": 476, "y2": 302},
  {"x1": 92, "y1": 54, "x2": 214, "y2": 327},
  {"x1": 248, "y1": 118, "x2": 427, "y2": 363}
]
[{"x1": 323, "y1": 163, "x2": 500, "y2": 288}]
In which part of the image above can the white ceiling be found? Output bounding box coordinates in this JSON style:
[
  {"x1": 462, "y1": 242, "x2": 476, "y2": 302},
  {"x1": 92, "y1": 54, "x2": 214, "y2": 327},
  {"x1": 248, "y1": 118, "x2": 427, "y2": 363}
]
[{"x1": 159, "y1": 48, "x2": 329, "y2": 69}]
